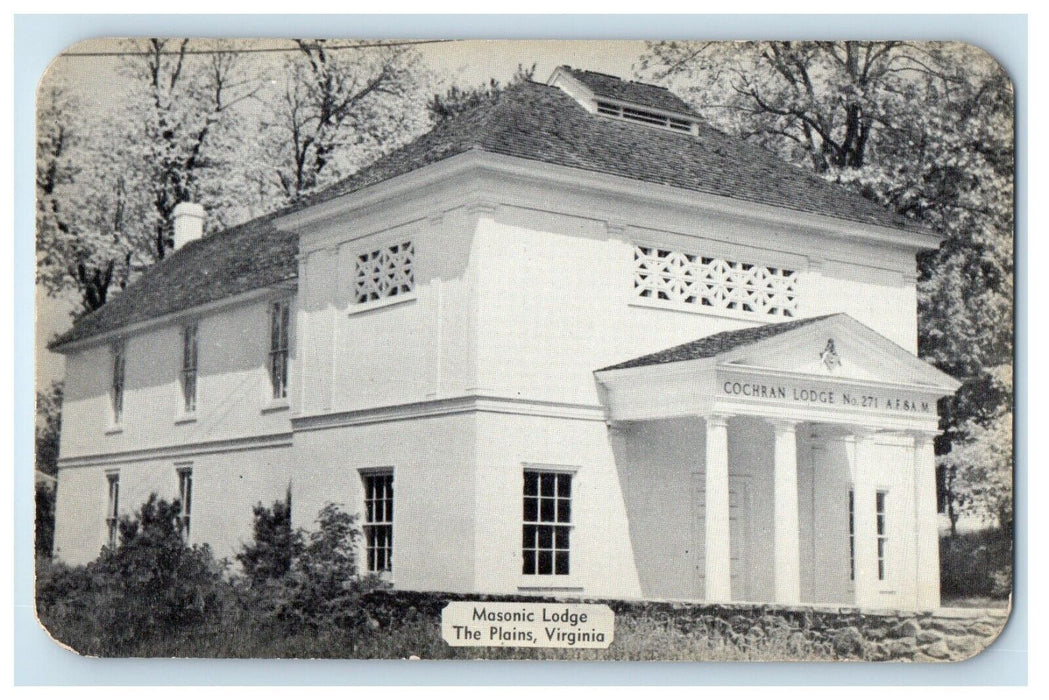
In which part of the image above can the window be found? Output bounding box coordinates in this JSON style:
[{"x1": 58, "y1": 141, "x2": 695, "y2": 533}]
[
  {"x1": 522, "y1": 470, "x2": 572, "y2": 576},
  {"x1": 595, "y1": 100, "x2": 694, "y2": 133},
  {"x1": 181, "y1": 324, "x2": 198, "y2": 413},
  {"x1": 876, "y1": 490, "x2": 888, "y2": 581},
  {"x1": 633, "y1": 245, "x2": 798, "y2": 317},
  {"x1": 355, "y1": 241, "x2": 414, "y2": 304},
  {"x1": 848, "y1": 489, "x2": 889, "y2": 582},
  {"x1": 848, "y1": 489, "x2": 855, "y2": 582},
  {"x1": 269, "y1": 300, "x2": 290, "y2": 400},
  {"x1": 111, "y1": 341, "x2": 125, "y2": 424},
  {"x1": 177, "y1": 468, "x2": 193, "y2": 537},
  {"x1": 106, "y1": 472, "x2": 120, "y2": 547},
  {"x1": 362, "y1": 471, "x2": 393, "y2": 573}
]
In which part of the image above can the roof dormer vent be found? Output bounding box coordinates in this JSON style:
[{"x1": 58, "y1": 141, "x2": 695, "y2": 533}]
[
  {"x1": 594, "y1": 101, "x2": 695, "y2": 133},
  {"x1": 548, "y1": 65, "x2": 699, "y2": 135}
]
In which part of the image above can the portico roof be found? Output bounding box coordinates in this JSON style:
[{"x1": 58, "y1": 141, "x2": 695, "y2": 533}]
[
  {"x1": 594, "y1": 314, "x2": 961, "y2": 432},
  {"x1": 598, "y1": 314, "x2": 838, "y2": 371}
]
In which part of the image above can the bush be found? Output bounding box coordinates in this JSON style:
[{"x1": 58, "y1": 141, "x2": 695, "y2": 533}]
[
  {"x1": 35, "y1": 482, "x2": 55, "y2": 558},
  {"x1": 236, "y1": 493, "x2": 303, "y2": 584},
  {"x1": 36, "y1": 494, "x2": 232, "y2": 655},
  {"x1": 940, "y1": 527, "x2": 1012, "y2": 600},
  {"x1": 236, "y1": 502, "x2": 387, "y2": 631}
]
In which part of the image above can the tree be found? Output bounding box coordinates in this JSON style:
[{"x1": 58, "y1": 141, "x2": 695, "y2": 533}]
[
  {"x1": 636, "y1": 42, "x2": 1013, "y2": 522},
  {"x1": 35, "y1": 381, "x2": 63, "y2": 477},
  {"x1": 119, "y1": 39, "x2": 261, "y2": 258},
  {"x1": 34, "y1": 381, "x2": 62, "y2": 558},
  {"x1": 938, "y1": 365, "x2": 1013, "y2": 532},
  {"x1": 101, "y1": 495, "x2": 227, "y2": 633},
  {"x1": 258, "y1": 40, "x2": 428, "y2": 204},
  {"x1": 36, "y1": 85, "x2": 144, "y2": 312},
  {"x1": 427, "y1": 63, "x2": 536, "y2": 122},
  {"x1": 35, "y1": 483, "x2": 56, "y2": 558},
  {"x1": 37, "y1": 40, "x2": 262, "y2": 313}
]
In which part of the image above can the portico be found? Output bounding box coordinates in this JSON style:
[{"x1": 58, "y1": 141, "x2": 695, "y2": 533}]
[{"x1": 596, "y1": 314, "x2": 960, "y2": 610}]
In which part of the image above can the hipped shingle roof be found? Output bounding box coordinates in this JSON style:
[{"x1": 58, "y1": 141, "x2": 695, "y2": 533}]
[{"x1": 53, "y1": 77, "x2": 927, "y2": 349}]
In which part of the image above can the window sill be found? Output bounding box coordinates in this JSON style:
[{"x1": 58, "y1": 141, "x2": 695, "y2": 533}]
[
  {"x1": 347, "y1": 293, "x2": 416, "y2": 316},
  {"x1": 104, "y1": 425, "x2": 124, "y2": 436},
  {"x1": 518, "y1": 583, "x2": 585, "y2": 593},
  {"x1": 261, "y1": 399, "x2": 290, "y2": 414},
  {"x1": 174, "y1": 414, "x2": 198, "y2": 425},
  {"x1": 628, "y1": 297, "x2": 797, "y2": 323}
]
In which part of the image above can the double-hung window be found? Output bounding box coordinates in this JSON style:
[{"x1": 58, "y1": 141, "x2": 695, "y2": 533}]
[
  {"x1": 177, "y1": 467, "x2": 193, "y2": 537},
  {"x1": 876, "y1": 491, "x2": 888, "y2": 581},
  {"x1": 848, "y1": 489, "x2": 855, "y2": 582},
  {"x1": 105, "y1": 472, "x2": 120, "y2": 547},
  {"x1": 269, "y1": 300, "x2": 290, "y2": 400},
  {"x1": 362, "y1": 471, "x2": 393, "y2": 573},
  {"x1": 847, "y1": 488, "x2": 889, "y2": 582},
  {"x1": 111, "y1": 341, "x2": 125, "y2": 424},
  {"x1": 522, "y1": 469, "x2": 572, "y2": 576},
  {"x1": 181, "y1": 324, "x2": 198, "y2": 413}
]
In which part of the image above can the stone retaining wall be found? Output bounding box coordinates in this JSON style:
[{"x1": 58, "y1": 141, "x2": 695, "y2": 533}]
[{"x1": 361, "y1": 590, "x2": 1011, "y2": 662}]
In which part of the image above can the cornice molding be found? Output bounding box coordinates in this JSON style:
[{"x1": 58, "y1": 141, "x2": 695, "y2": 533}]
[
  {"x1": 273, "y1": 150, "x2": 941, "y2": 254},
  {"x1": 51, "y1": 284, "x2": 296, "y2": 354},
  {"x1": 57, "y1": 431, "x2": 293, "y2": 469},
  {"x1": 292, "y1": 394, "x2": 608, "y2": 432}
]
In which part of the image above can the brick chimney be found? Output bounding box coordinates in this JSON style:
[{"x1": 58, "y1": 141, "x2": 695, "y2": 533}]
[{"x1": 173, "y1": 202, "x2": 205, "y2": 250}]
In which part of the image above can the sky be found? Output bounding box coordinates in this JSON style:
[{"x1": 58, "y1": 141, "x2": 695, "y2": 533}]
[{"x1": 35, "y1": 38, "x2": 652, "y2": 394}]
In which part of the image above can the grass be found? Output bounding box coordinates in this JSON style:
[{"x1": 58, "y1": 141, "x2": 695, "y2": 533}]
[{"x1": 89, "y1": 609, "x2": 837, "y2": 661}]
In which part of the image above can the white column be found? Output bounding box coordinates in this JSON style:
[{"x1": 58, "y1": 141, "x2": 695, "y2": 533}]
[
  {"x1": 913, "y1": 432, "x2": 941, "y2": 609},
  {"x1": 851, "y1": 430, "x2": 880, "y2": 608},
  {"x1": 704, "y1": 414, "x2": 732, "y2": 602},
  {"x1": 771, "y1": 419, "x2": 801, "y2": 604}
]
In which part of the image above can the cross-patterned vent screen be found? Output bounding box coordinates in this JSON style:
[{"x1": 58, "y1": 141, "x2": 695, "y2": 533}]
[
  {"x1": 634, "y1": 245, "x2": 798, "y2": 317},
  {"x1": 355, "y1": 241, "x2": 414, "y2": 304}
]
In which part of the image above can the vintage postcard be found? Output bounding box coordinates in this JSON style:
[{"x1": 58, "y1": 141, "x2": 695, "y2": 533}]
[{"x1": 33, "y1": 38, "x2": 1013, "y2": 662}]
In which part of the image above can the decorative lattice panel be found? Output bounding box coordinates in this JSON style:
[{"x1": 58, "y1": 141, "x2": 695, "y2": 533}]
[
  {"x1": 634, "y1": 245, "x2": 798, "y2": 317},
  {"x1": 355, "y1": 241, "x2": 414, "y2": 304}
]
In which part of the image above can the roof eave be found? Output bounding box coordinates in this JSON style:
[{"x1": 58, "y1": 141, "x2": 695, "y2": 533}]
[
  {"x1": 48, "y1": 280, "x2": 297, "y2": 354},
  {"x1": 274, "y1": 148, "x2": 940, "y2": 254}
]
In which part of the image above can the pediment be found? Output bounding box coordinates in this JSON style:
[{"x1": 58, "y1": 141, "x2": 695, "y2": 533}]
[{"x1": 717, "y1": 315, "x2": 959, "y2": 392}]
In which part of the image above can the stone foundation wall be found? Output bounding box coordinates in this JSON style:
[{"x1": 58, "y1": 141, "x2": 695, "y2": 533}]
[
  {"x1": 361, "y1": 590, "x2": 1011, "y2": 662},
  {"x1": 629, "y1": 602, "x2": 1012, "y2": 662}
]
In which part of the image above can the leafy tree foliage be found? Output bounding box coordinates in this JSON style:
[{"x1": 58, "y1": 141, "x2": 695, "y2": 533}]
[
  {"x1": 258, "y1": 40, "x2": 429, "y2": 204},
  {"x1": 34, "y1": 381, "x2": 63, "y2": 477},
  {"x1": 637, "y1": 41, "x2": 1013, "y2": 525},
  {"x1": 118, "y1": 39, "x2": 261, "y2": 258},
  {"x1": 427, "y1": 63, "x2": 536, "y2": 122},
  {"x1": 36, "y1": 84, "x2": 146, "y2": 312},
  {"x1": 34, "y1": 381, "x2": 62, "y2": 558},
  {"x1": 35, "y1": 482, "x2": 56, "y2": 558},
  {"x1": 37, "y1": 40, "x2": 261, "y2": 313}
]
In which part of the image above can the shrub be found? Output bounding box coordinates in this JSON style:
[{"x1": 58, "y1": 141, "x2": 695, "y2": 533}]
[
  {"x1": 36, "y1": 494, "x2": 231, "y2": 655},
  {"x1": 236, "y1": 492, "x2": 303, "y2": 584},
  {"x1": 236, "y1": 502, "x2": 386, "y2": 631},
  {"x1": 35, "y1": 482, "x2": 55, "y2": 558},
  {"x1": 940, "y1": 527, "x2": 1012, "y2": 600}
]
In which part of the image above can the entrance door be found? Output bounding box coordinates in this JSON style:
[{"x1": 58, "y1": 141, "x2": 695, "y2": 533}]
[{"x1": 692, "y1": 474, "x2": 752, "y2": 601}]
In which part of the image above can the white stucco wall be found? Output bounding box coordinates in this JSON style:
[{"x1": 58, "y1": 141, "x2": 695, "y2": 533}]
[
  {"x1": 53, "y1": 445, "x2": 293, "y2": 565},
  {"x1": 470, "y1": 201, "x2": 921, "y2": 409},
  {"x1": 59, "y1": 295, "x2": 295, "y2": 460},
  {"x1": 54, "y1": 294, "x2": 295, "y2": 564},
  {"x1": 472, "y1": 412, "x2": 641, "y2": 599},
  {"x1": 291, "y1": 413, "x2": 477, "y2": 593}
]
